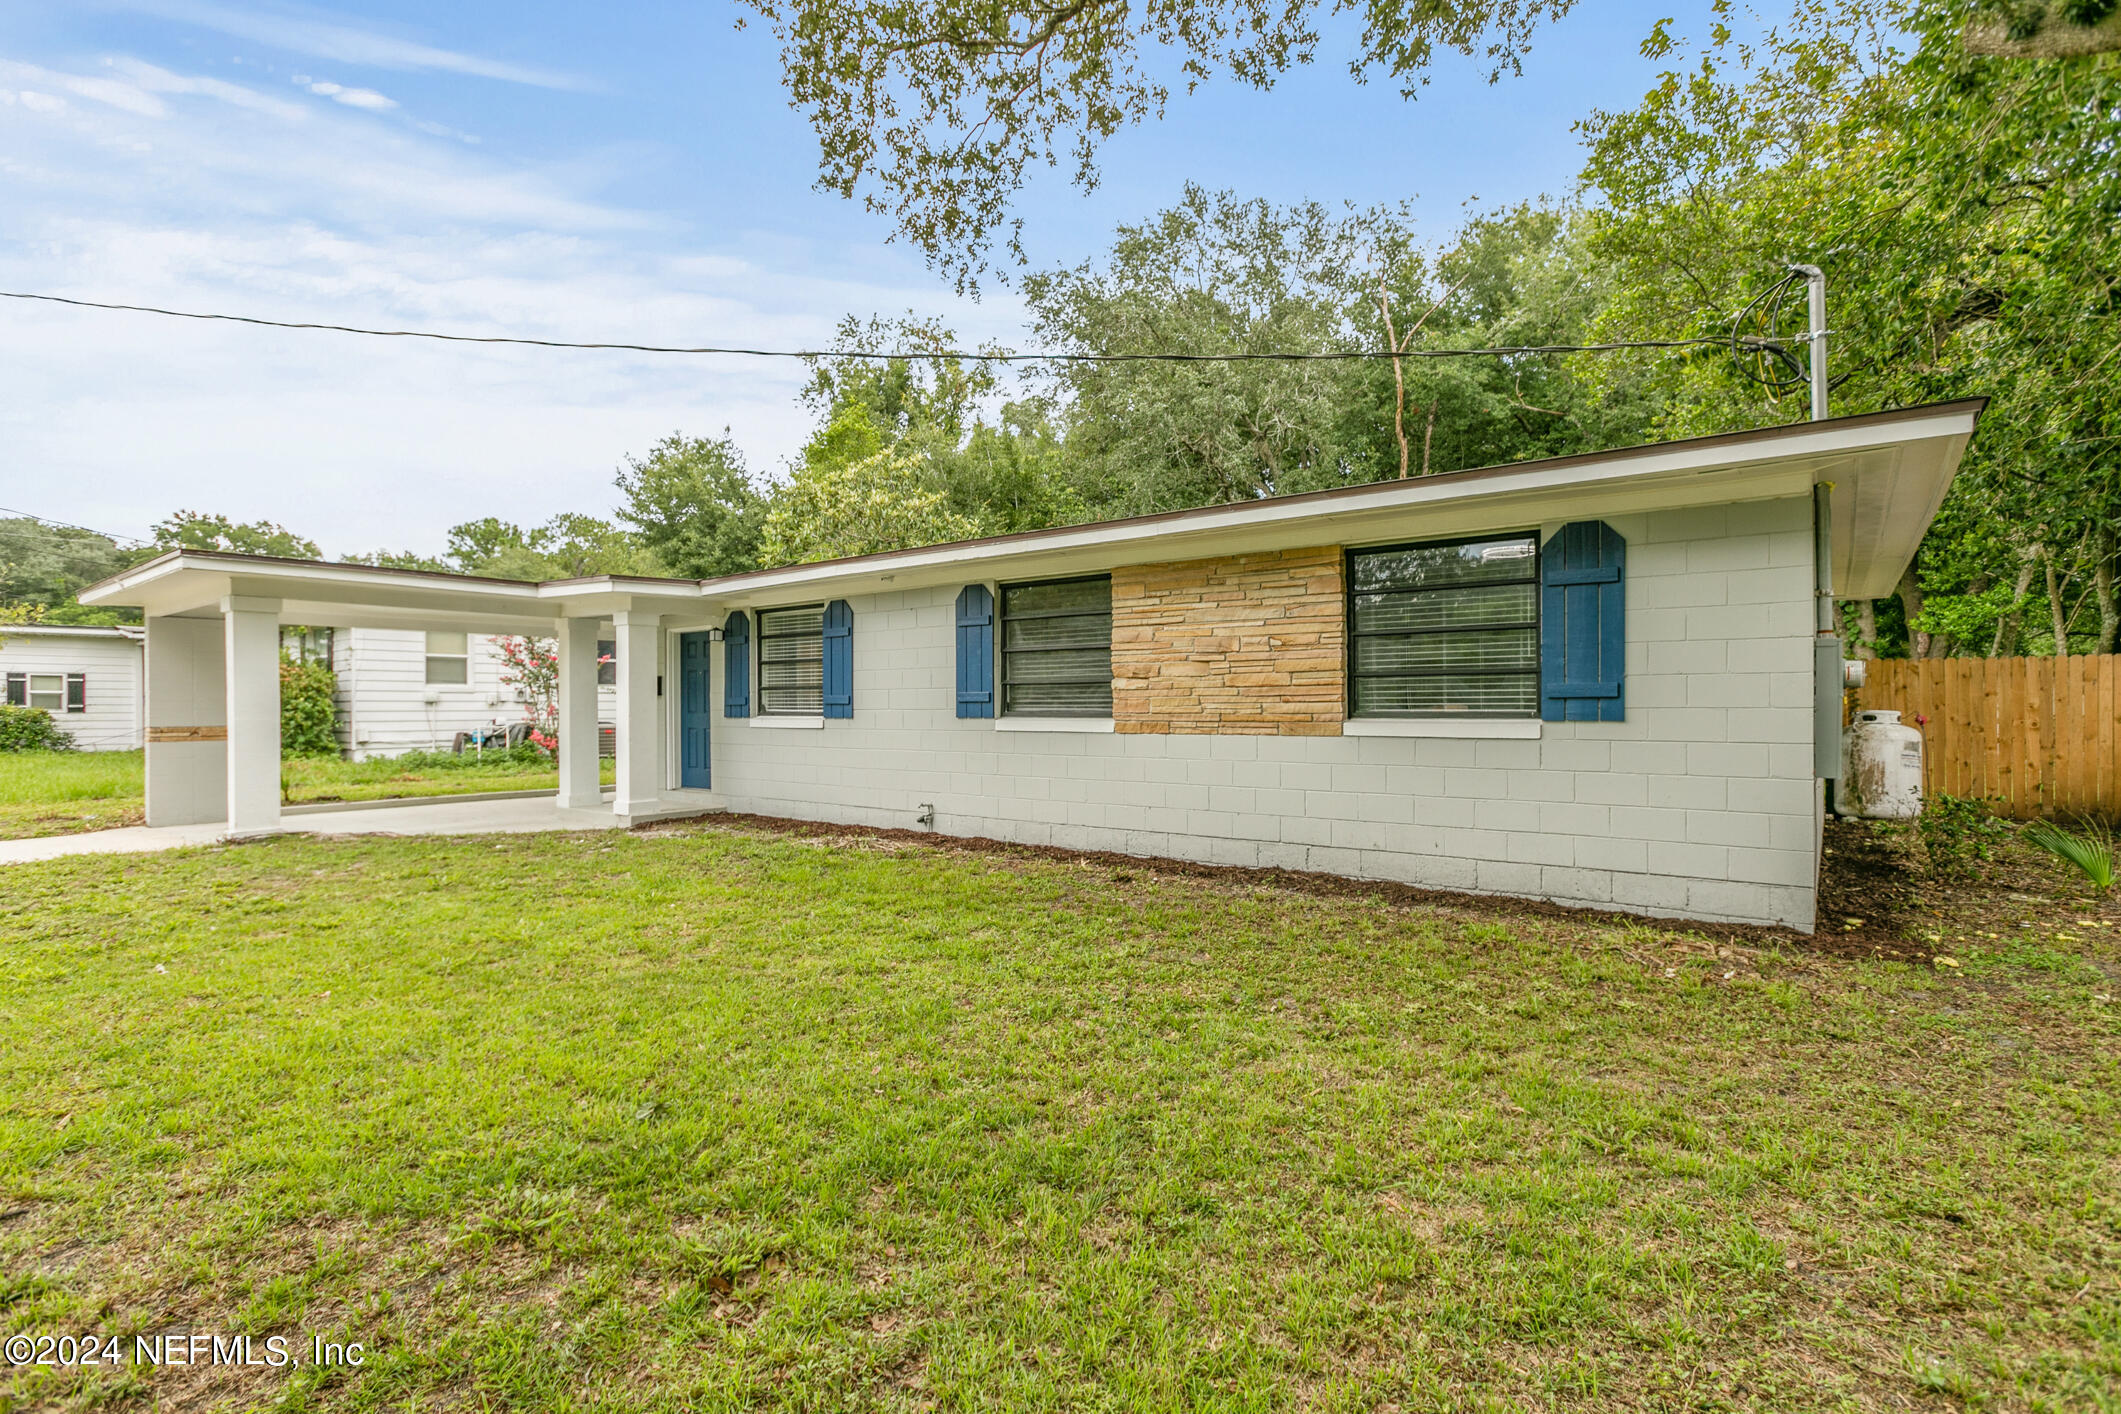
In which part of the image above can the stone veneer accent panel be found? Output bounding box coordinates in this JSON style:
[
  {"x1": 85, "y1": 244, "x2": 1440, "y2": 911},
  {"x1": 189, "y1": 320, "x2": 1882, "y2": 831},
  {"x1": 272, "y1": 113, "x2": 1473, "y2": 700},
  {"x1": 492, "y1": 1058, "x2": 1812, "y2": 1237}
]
[{"x1": 1111, "y1": 546, "x2": 1345, "y2": 735}]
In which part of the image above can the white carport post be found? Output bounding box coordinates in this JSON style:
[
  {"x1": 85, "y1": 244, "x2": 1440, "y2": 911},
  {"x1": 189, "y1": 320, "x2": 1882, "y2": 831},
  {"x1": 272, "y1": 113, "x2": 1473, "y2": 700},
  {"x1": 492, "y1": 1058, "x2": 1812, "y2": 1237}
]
[
  {"x1": 611, "y1": 609, "x2": 663, "y2": 819},
  {"x1": 555, "y1": 616, "x2": 603, "y2": 811},
  {"x1": 143, "y1": 615, "x2": 227, "y2": 827},
  {"x1": 222, "y1": 595, "x2": 282, "y2": 837}
]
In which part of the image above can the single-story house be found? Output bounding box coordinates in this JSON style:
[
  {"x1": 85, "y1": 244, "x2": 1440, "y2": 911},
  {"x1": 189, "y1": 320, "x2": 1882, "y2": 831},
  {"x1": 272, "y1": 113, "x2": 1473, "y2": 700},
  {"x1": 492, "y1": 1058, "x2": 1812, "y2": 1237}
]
[
  {"x1": 78, "y1": 400, "x2": 1983, "y2": 931},
  {"x1": 0, "y1": 624, "x2": 146, "y2": 750}
]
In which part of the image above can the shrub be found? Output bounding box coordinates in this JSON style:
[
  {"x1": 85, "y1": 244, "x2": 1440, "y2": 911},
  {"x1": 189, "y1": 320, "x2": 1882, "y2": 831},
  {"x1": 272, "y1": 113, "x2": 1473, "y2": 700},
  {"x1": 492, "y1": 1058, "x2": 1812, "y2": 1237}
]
[
  {"x1": 0, "y1": 704, "x2": 75, "y2": 752},
  {"x1": 2023, "y1": 818, "x2": 2117, "y2": 891},
  {"x1": 1918, "y1": 793, "x2": 2010, "y2": 877},
  {"x1": 280, "y1": 658, "x2": 341, "y2": 757}
]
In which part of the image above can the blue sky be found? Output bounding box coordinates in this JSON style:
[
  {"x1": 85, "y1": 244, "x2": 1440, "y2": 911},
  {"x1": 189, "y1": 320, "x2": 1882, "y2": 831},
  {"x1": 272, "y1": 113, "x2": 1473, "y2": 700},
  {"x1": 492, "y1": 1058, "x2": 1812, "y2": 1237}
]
[{"x1": 0, "y1": 0, "x2": 1687, "y2": 556}]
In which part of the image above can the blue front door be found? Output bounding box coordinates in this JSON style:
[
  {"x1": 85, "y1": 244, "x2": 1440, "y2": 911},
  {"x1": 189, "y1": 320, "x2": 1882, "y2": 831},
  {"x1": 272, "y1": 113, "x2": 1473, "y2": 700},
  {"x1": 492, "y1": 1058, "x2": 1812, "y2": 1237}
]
[{"x1": 678, "y1": 632, "x2": 712, "y2": 789}]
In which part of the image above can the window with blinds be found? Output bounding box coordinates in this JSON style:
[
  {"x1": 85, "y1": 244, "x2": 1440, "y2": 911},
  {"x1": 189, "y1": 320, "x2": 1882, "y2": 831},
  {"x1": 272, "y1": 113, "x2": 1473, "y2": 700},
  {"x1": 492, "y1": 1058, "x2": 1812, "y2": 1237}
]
[
  {"x1": 757, "y1": 604, "x2": 825, "y2": 715},
  {"x1": 1348, "y1": 534, "x2": 1541, "y2": 717},
  {"x1": 1000, "y1": 576, "x2": 1113, "y2": 718}
]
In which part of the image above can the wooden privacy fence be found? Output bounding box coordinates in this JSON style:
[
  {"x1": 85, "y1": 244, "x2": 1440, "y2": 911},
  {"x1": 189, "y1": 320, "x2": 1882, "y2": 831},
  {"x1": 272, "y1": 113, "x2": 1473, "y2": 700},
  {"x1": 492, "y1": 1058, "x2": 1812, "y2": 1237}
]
[{"x1": 1860, "y1": 655, "x2": 2121, "y2": 819}]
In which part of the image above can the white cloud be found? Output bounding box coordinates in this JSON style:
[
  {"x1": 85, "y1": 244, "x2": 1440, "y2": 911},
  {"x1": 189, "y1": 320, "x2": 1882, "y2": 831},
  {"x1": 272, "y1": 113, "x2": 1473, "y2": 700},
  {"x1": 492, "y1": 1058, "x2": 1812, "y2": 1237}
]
[
  {"x1": 304, "y1": 79, "x2": 396, "y2": 110},
  {"x1": 109, "y1": 57, "x2": 311, "y2": 119},
  {"x1": 103, "y1": 0, "x2": 590, "y2": 90},
  {"x1": 0, "y1": 53, "x2": 1021, "y2": 557},
  {"x1": 17, "y1": 90, "x2": 67, "y2": 113}
]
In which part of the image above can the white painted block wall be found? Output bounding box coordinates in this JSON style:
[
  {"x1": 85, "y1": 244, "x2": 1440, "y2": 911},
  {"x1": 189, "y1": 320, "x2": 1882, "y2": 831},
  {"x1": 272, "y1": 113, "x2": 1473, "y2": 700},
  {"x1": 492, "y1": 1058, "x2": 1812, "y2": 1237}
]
[{"x1": 705, "y1": 498, "x2": 1822, "y2": 930}]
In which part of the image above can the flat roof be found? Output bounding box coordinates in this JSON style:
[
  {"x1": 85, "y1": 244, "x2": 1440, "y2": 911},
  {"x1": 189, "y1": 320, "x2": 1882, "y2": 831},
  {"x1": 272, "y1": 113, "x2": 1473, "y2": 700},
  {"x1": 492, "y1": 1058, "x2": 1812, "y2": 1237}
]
[{"x1": 81, "y1": 398, "x2": 1984, "y2": 625}]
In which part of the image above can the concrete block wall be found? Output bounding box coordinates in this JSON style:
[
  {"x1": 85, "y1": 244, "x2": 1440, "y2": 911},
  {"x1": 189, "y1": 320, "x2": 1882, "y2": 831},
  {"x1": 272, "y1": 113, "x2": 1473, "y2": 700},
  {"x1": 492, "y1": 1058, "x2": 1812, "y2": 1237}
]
[
  {"x1": 707, "y1": 496, "x2": 1822, "y2": 930},
  {"x1": 1112, "y1": 546, "x2": 1344, "y2": 735}
]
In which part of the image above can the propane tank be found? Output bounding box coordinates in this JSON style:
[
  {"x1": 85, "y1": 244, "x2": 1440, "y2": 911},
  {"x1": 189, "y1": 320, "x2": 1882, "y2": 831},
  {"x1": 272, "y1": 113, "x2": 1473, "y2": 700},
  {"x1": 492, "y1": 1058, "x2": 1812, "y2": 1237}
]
[{"x1": 1839, "y1": 709, "x2": 1925, "y2": 820}]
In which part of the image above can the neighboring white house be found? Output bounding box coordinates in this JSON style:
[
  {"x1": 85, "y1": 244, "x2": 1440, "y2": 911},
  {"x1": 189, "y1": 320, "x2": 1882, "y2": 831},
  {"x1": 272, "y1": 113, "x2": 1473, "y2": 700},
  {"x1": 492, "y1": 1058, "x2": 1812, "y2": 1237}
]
[
  {"x1": 81, "y1": 401, "x2": 1985, "y2": 932},
  {"x1": 281, "y1": 626, "x2": 617, "y2": 759},
  {"x1": 0, "y1": 622, "x2": 606, "y2": 757},
  {"x1": 0, "y1": 624, "x2": 146, "y2": 750}
]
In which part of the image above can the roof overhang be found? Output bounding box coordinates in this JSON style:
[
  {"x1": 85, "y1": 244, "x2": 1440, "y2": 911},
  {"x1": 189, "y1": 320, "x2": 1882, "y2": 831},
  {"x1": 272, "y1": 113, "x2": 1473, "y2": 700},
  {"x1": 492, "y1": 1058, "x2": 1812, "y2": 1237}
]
[{"x1": 80, "y1": 399, "x2": 1982, "y2": 621}]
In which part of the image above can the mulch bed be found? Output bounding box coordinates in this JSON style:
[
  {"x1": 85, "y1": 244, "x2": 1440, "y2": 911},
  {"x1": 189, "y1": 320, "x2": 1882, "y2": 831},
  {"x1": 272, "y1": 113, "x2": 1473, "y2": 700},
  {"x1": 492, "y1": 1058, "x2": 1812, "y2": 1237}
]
[{"x1": 647, "y1": 809, "x2": 2113, "y2": 962}]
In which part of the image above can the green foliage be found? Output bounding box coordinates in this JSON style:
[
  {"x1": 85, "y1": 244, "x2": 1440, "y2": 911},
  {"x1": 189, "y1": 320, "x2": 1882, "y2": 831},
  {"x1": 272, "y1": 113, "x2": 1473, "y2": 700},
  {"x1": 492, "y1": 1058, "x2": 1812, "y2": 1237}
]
[
  {"x1": 0, "y1": 518, "x2": 132, "y2": 622},
  {"x1": 1918, "y1": 792, "x2": 2012, "y2": 876},
  {"x1": 0, "y1": 705, "x2": 75, "y2": 753},
  {"x1": 759, "y1": 447, "x2": 984, "y2": 566},
  {"x1": 2023, "y1": 817, "x2": 2118, "y2": 889},
  {"x1": 737, "y1": 0, "x2": 1574, "y2": 285},
  {"x1": 444, "y1": 514, "x2": 661, "y2": 581},
  {"x1": 375, "y1": 746, "x2": 552, "y2": 771},
  {"x1": 278, "y1": 658, "x2": 340, "y2": 758},
  {"x1": 340, "y1": 549, "x2": 453, "y2": 572},
  {"x1": 764, "y1": 314, "x2": 1086, "y2": 556},
  {"x1": 153, "y1": 511, "x2": 320, "y2": 560},
  {"x1": 613, "y1": 432, "x2": 765, "y2": 578},
  {"x1": 1578, "y1": 0, "x2": 2121, "y2": 659},
  {"x1": 1023, "y1": 185, "x2": 1651, "y2": 518}
]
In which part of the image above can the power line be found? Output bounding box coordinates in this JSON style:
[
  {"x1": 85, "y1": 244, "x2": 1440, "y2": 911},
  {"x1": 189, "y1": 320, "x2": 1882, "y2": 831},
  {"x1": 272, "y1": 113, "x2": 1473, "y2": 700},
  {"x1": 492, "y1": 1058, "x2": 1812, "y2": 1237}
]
[
  {"x1": 0, "y1": 289, "x2": 1749, "y2": 365},
  {"x1": 0, "y1": 505, "x2": 147, "y2": 549}
]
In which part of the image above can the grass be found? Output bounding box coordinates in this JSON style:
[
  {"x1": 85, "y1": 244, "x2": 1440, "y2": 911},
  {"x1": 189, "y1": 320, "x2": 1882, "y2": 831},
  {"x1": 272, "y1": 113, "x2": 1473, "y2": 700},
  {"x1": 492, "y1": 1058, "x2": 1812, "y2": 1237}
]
[
  {"x1": 1, "y1": 821, "x2": 2115, "y2": 1412},
  {"x1": 0, "y1": 750, "x2": 615, "y2": 840}
]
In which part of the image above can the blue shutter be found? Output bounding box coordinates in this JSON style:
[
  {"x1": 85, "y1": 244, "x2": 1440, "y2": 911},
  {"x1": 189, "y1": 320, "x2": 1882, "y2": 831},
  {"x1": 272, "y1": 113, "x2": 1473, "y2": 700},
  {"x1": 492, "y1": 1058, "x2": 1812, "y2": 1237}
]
[
  {"x1": 955, "y1": 584, "x2": 994, "y2": 718},
  {"x1": 1540, "y1": 520, "x2": 1626, "y2": 722},
  {"x1": 722, "y1": 611, "x2": 750, "y2": 718},
  {"x1": 822, "y1": 599, "x2": 853, "y2": 719}
]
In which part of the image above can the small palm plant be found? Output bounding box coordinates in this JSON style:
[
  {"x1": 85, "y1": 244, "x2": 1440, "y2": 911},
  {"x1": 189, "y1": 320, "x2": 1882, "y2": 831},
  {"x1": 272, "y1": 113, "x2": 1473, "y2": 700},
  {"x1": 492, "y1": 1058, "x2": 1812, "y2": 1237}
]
[{"x1": 2023, "y1": 817, "x2": 2118, "y2": 891}]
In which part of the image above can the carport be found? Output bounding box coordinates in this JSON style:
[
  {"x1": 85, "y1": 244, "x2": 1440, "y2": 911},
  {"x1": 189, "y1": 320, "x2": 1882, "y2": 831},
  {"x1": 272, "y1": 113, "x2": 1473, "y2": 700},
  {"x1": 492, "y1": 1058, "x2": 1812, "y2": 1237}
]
[{"x1": 79, "y1": 553, "x2": 716, "y2": 837}]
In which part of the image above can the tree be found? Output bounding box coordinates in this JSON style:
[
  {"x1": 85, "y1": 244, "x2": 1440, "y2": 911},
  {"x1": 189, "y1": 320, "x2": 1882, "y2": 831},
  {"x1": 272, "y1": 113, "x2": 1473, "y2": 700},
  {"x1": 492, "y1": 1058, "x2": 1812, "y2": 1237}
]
[
  {"x1": 758, "y1": 447, "x2": 984, "y2": 565},
  {"x1": 0, "y1": 518, "x2": 132, "y2": 625},
  {"x1": 1020, "y1": 185, "x2": 1647, "y2": 517},
  {"x1": 1963, "y1": 0, "x2": 2121, "y2": 55},
  {"x1": 1576, "y1": 0, "x2": 2121, "y2": 657},
  {"x1": 152, "y1": 511, "x2": 320, "y2": 559},
  {"x1": 1024, "y1": 185, "x2": 1399, "y2": 513},
  {"x1": 340, "y1": 549, "x2": 452, "y2": 572},
  {"x1": 444, "y1": 515, "x2": 661, "y2": 581},
  {"x1": 782, "y1": 314, "x2": 1087, "y2": 537},
  {"x1": 737, "y1": 0, "x2": 1575, "y2": 285},
  {"x1": 614, "y1": 432, "x2": 766, "y2": 578}
]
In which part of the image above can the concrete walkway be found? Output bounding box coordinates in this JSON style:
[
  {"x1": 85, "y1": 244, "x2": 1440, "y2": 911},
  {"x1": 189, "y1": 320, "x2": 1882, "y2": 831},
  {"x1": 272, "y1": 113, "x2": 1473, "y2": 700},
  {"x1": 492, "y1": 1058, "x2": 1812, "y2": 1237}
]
[{"x1": 0, "y1": 794, "x2": 633, "y2": 866}]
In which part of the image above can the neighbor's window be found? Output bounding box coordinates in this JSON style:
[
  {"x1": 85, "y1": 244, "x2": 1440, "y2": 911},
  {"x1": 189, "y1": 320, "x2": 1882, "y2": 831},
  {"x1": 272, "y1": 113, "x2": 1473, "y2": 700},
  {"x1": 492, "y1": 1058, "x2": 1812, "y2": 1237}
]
[
  {"x1": 27, "y1": 674, "x2": 65, "y2": 712},
  {"x1": 757, "y1": 605, "x2": 824, "y2": 715},
  {"x1": 596, "y1": 638, "x2": 617, "y2": 686},
  {"x1": 1348, "y1": 534, "x2": 1540, "y2": 717},
  {"x1": 279, "y1": 626, "x2": 334, "y2": 665},
  {"x1": 424, "y1": 631, "x2": 470, "y2": 685},
  {"x1": 1001, "y1": 575, "x2": 1113, "y2": 718}
]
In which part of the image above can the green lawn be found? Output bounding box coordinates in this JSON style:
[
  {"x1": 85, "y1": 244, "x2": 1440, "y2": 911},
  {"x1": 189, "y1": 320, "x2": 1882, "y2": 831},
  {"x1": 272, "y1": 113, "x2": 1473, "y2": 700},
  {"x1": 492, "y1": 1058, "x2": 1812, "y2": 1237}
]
[
  {"x1": 1, "y1": 822, "x2": 2114, "y2": 1411},
  {"x1": 0, "y1": 750, "x2": 615, "y2": 840}
]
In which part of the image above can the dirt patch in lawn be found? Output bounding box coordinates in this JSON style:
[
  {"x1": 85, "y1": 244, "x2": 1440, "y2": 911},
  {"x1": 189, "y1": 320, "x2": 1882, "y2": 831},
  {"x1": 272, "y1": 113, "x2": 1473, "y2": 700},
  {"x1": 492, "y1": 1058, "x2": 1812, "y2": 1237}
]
[
  {"x1": 685, "y1": 811, "x2": 1821, "y2": 950},
  {"x1": 680, "y1": 810, "x2": 2121, "y2": 969}
]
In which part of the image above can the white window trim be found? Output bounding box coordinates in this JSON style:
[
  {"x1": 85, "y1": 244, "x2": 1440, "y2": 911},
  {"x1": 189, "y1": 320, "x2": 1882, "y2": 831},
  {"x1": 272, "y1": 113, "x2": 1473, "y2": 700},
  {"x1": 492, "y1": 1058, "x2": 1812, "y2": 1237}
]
[
  {"x1": 745, "y1": 715, "x2": 824, "y2": 730},
  {"x1": 995, "y1": 717, "x2": 1115, "y2": 733},
  {"x1": 424, "y1": 631, "x2": 471, "y2": 687},
  {"x1": 27, "y1": 674, "x2": 66, "y2": 712},
  {"x1": 1342, "y1": 718, "x2": 1541, "y2": 739}
]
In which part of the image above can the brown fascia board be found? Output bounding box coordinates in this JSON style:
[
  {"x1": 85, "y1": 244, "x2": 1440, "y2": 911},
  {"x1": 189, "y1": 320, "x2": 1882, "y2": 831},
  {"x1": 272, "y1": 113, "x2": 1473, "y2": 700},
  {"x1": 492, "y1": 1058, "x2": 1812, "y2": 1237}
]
[
  {"x1": 694, "y1": 397, "x2": 1990, "y2": 590},
  {"x1": 83, "y1": 398, "x2": 1986, "y2": 602}
]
